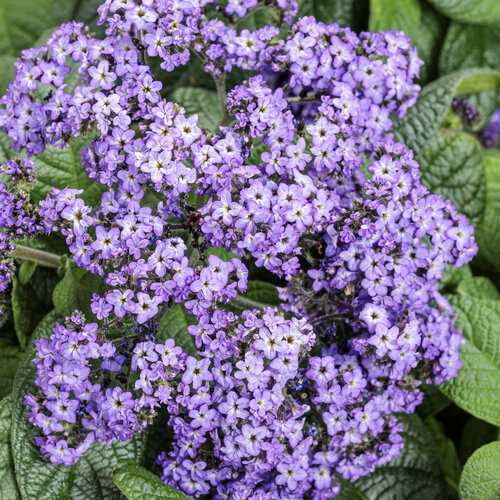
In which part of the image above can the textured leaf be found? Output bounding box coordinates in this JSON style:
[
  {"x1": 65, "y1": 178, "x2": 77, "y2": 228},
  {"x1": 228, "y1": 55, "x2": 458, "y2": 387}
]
[
  {"x1": 70, "y1": 438, "x2": 146, "y2": 500},
  {"x1": 113, "y1": 463, "x2": 189, "y2": 500},
  {"x1": 0, "y1": 0, "x2": 68, "y2": 55},
  {"x1": 440, "y1": 296, "x2": 500, "y2": 425},
  {"x1": 11, "y1": 276, "x2": 35, "y2": 349},
  {"x1": 18, "y1": 261, "x2": 38, "y2": 286},
  {"x1": 0, "y1": 340, "x2": 24, "y2": 400},
  {"x1": 457, "y1": 277, "x2": 500, "y2": 300},
  {"x1": 439, "y1": 22, "x2": 500, "y2": 121},
  {"x1": 475, "y1": 155, "x2": 500, "y2": 271},
  {"x1": 0, "y1": 394, "x2": 21, "y2": 500},
  {"x1": 392, "y1": 68, "x2": 500, "y2": 156},
  {"x1": 336, "y1": 414, "x2": 446, "y2": 499},
  {"x1": 31, "y1": 137, "x2": 105, "y2": 209},
  {"x1": 427, "y1": 0, "x2": 500, "y2": 24},
  {"x1": 53, "y1": 262, "x2": 107, "y2": 320},
  {"x1": 369, "y1": 0, "x2": 421, "y2": 40},
  {"x1": 418, "y1": 131, "x2": 485, "y2": 222},
  {"x1": 440, "y1": 264, "x2": 473, "y2": 292},
  {"x1": 11, "y1": 310, "x2": 145, "y2": 500},
  {"x1": 157, "y1": 305, "x2": 197, "y2": 356},
  {"x1": 171, "y1": 87, "x2": 221, "y2": 131},
  {"x1": 229, "y1": 280, "x2": 281, "y2": 313},
  {"x1": 312, "y1": 0, "x2": 364, "y2": 28},
  {"x1": 0, "y1": 54, "x2": 15, "y2": 96},
  {"x1": 440, "y1": 23, "x2": 500, "y2": 75},
  {"x1": 459, "y1": 442, "x2": 500, "y2": 500},
  {"x1": 414, "y1": 2, "x2": 449, "y2": 84}
]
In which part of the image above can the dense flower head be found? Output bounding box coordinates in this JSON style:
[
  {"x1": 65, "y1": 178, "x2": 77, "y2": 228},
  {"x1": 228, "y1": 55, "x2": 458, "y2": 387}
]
[
  {"x1": 0, "y1": 0, "x2": 480, "y2": 498},
  {"x1": 0, "y1": 158, "x2": 41, "y2": 291}
]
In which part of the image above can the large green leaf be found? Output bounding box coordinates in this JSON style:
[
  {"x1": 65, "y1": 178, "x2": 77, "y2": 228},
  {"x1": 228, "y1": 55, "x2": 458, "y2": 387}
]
[
  {"x1": 459, "y1": 442, "x2": 500, "y2": 500},
  {"x1": 414, "y1": 2, "x2": 449, "y2": 84},
  {"x1": 0, "y1": 0, "x2": 68, "y2": 55},
  {"x1": 336, "y1": 414, "x2": 446, "y2": 499},
  {"x1": 113, "y1": 463, "x2": 189, "y2": 500},
  {"x1": 31, "y1": 138, "x2": 105, "y2": 209},
  {"x1": 392, "y1": 68, "x2": 500, "y2": 156},
  {"x1": 171, "y1": 87, "x2": 221, "y2": 131},
  {"x1": 369, "y1": 0, "x2": 421, "y2": 40},
  {"x1": 440, "y1": 23, "x2": 500, "y2": 75},
  {"x1": 440, "y1": 296, "x2": 500, "y2": 425},
  {"x1": 439, "y1": 22, "x2": 500, "y2": 121},
  {"x1": 157, "y1": 305, "x2": 197, "y2": 356},
  {"x1": 11, "y1": 310, "x2": 145, "y2": 500},
  {"x1": 418, "y1": 131, "x2": 485, "y2": 222},
  {"x1": 12, "y1": 276, "x2": 38, "y2": 349},
  {"x1": 475, "y1": 155, "x2": 500, "y2": 272},
  {"x1": 457, "y1": 277, "x2": 500, "y2": 300},
  {"x1": 229, "y1": 280, "x2": 281, "y2": 313},
  {"x1": 0, "y1": 340, "x2": 24, "y2": 400},
  {"x1": 0, "y1": 394, "x2": 21, "y2": 500},
  {"x1": 312, "y1": 0, "x2": 365, "y2": 28},
  {"x1": 427, "y1": 0, "x2": 500, "y2": 24},
  {"x1": 53, "y1": 262, "x2": 107, "y2": 320}
]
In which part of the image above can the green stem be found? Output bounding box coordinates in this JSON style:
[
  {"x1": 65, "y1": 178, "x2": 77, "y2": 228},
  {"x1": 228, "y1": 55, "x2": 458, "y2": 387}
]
[
  {"x1": 11, "y1": 245, "x2": 62, "y2": 269},
  {"x1": 214, "y1": 73, "x2": 230, "y2": 127}
]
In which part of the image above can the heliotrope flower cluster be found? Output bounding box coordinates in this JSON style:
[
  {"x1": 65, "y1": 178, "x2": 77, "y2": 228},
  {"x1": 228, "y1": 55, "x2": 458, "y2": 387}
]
[
  {"x1": 0, "y1": 158, "x2": 41, "y2": 291},
  {"x1": 481, "y1": 108, "x2": 500, "y2": 147},
  {"x1": 0, "y1": 0, "x2": 479, "y2": 498}
]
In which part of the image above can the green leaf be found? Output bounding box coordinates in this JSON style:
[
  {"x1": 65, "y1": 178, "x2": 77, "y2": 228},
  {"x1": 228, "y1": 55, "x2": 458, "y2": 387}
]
[
  {"x1": 440, "y1": 264, "x2": 473, "y2": 292},
  {"x1": 31, "y1": 137, "x2": 105, "y2": 209},
  {"x1": 459, "y1": 442, "x2": 500, "y2": 500},
  {"x1": 417, "y1": 384, "x2": 451, "y2": 418},
  {"x1": 440, "y1": 23, "x2": 500, "y2": 75},
  {"x1": 0, "y1": 54, "x2": 15, "y2": 96},
  {"x1": 228, "y1": 280, "x2": 281, "y2": 313},
  {"x1": 425, "y1": 417, "x2": 460, "y2": 497},
  {"x1": 53, "y1": 262, "x2": 107, "y2": 320},
  {"x1": 369, "y1": 0, "x2": 421, "y2": 40},
  {"x1": 171, "y1": 87, "x2": 221, "y2": 131},
  {"x1": 418, "y1": 131, "x2": 485, "y2": 222},
  {"x1": 157, "y1": 305, "x2": 197, "y2": 356},
  {"x1": 457, "y1": 277, "x2": 500, "y2": 300},
  {"x1": 427, "y1": 0, "x2": 500, "y2": 24},
  {"x1": 113, "y1": 463, "x2": 189, "y2": 500},
  {"x1": 439, "y1": 22, "x2": 500, "y2": 121},
  {"x1": 440, "y1": 296, "x2": 500, "y2": 426},
  {"x1": 459, "y1": 416, "x2": 499, "y2": 465},
  {"x1": 0, "y1": 0, "x2": 69, "y2": 56},
  {"x1": 414, "y1": 2, "x2": 449, "y2": 84},
  {"x1": 0, "y1": 394, "x2": 21, "y2": 500},
  {"x1": 475, "y1": 155, "x2": 500, "y2": 272},
  {"x1": 312, "y1": 0, "x2": 363, "y2": 28},
  {"x1": 18, "y1": 260, "x2": 38, "y2": 285},
  {"x1": 392, "y1": 68, "x2": 500, "y2": 156},
  {"x1": 11, "y1": 310, "x2": 145, "y2": 500},
  {"x1": 0, "y1": 340, "x2": 24, "y2": 400},
  {"x1": 336, "y1": 414, "x2": 446, "y2": 499},
  {"x1": 12, "y1": 276, "x2": 35, "y2": 349}
]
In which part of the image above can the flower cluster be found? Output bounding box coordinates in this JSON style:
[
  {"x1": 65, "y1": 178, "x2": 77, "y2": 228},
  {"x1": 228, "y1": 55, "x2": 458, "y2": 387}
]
[
  {"x1": 0, "y1": 0, "x2": 480, "y2": 498},
  {"x1": 481, "y1": 108, "x2": 500, "y2": 148},
  {"x1": 25, "y1": 312, "x2": 186, "y2": 465},
  {"x1": 452, "y1": 97, "x2": 481, "y2": 128},
  {"x1": 0, "y1": 158, "x2": 41, "y2": 291},
  {"x1": 158, "y1": 308, "x2": 319, "y2": 498}
]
